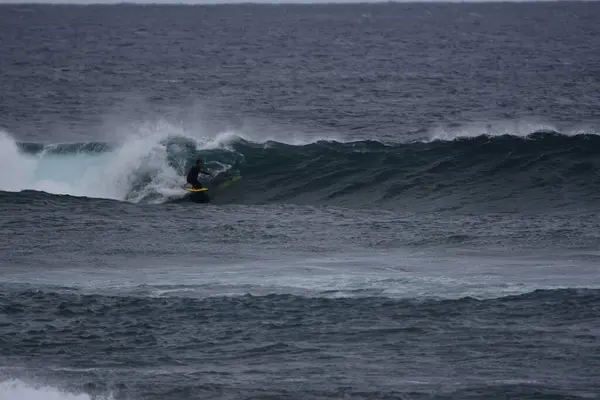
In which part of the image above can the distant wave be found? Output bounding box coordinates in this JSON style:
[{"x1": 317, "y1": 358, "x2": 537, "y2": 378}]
[
  {"x1": 2, "y1": 129, "x2": 600, "y2": 212},
  {"x1": 2, "y1": 284, "x2": 600, "y2": 309}
]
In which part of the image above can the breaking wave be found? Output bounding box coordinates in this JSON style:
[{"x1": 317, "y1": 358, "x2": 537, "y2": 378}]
[
  {"x1": 2, "y1": 124, "x2": 600, "y2": 213},
  {"x1": 0, "y1": 123, "x2": 245, "y2": 204}
]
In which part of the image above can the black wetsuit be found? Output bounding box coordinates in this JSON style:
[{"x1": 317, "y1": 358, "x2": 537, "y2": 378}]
[
  {"x1": 187, "y1": 165, "x2": 212, "y2": 188},
  {"x1": 186, "y1": 165, "x2": 203, "y2": 188}
]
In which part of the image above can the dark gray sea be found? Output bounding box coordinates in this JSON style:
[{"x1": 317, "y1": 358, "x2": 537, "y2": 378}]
[{"x1": 2, "y1": 2, "x2": 600, "y2": 399}]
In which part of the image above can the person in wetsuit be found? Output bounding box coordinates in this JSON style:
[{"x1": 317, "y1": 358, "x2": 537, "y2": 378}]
[{"x1": 186, "y1": 159, "x2": 212, "y2": 189}]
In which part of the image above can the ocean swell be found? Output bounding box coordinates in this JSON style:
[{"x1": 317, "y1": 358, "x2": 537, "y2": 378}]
[{"x1": 2, "y1": 128, "x2": 600, "y2": 212}]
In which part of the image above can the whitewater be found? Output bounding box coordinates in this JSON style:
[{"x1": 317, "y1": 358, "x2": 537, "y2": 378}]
[
  {"x1": 0, "y1": 121, "x2": 237, "y2": 203},
  {"x1": 0, "y1": 111, "x2": 350, "y2": 203},
  {"x1": 0, "y1": 380, "x2": 111, "y2": 400}
]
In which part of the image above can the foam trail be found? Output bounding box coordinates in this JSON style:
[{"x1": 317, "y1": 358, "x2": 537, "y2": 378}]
[
  {"x1": 196, "y1": 129, "x2": 244, "y2": 151},
  {"x1": 0, "y1": 123, "x2": 214, "y2": 203},
  {"x1": 98, "y1": 121, "x2": 190, "y2": 203},
  {"x1": 0, "y1": 130, "x2": 37, "y2": 192},
  {"x1": 424, "y1": 119, "x2": 590, "y2": 142},
  {"x1": 0, "y1": 128, "x2": 171, "y2": 201},
  {"x1": 0, "y1": 379, "x2": 112, "y2": 400}
]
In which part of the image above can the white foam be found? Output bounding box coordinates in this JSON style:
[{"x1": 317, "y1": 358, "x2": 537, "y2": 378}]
[
  {"x1": 425, "y1": 118, "x2": 599, "y2": 142},
  {"x1": 0, "y1": 122, "x2": 227, "y2": 203},
  {"x1": 0, "y1": 131, "x2": 38, "y2": 193},
  {"x1": 0, "y1": 117, "x2": 344, "y2": 203},
  {"x1": 0, "y1": 379, "x2": 112, "y2": 400},
  {"x1": 194, "y1": 123, "x2": 343, "y2": 148}
]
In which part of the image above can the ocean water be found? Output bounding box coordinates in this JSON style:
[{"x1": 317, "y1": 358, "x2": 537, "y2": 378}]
[{"x1": 2, "y1": 2, "x2": 600, "y2": 399}]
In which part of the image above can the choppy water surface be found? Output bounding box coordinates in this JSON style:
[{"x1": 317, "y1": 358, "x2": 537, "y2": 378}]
[{"x1": 2, "y1": 2, "x2": 600, "y2": 399}]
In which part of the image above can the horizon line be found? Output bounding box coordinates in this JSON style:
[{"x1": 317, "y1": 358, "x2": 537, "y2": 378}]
[{"x1": 0, "y1": 0, "x2": 595, "y2": 4}]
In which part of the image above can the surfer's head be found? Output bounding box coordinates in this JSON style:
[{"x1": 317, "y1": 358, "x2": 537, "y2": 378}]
[{"x1": 196, "y1": 158, "x2": 203, "y2": 166}]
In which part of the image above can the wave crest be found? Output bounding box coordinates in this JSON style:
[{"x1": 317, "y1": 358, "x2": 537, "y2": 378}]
[{"x1": 2, "y1": 126, "x2": 600, "y2": 212}]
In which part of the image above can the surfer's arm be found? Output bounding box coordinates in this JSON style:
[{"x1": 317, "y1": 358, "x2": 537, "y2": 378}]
[{"x1": 200, "y1": 169, "x2": 213, "y2": 176}]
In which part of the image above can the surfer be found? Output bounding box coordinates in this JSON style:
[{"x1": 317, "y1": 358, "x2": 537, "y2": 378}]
[{"x1": 186, "y1": 159, "x2": 212, "y2": 189}]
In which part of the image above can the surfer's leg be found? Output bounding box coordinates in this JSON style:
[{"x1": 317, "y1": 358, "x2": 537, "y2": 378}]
[{"x1": 192, "y1": 180, "x2": 203, "y2": 189}]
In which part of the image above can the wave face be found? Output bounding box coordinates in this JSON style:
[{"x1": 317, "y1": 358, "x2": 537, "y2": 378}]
[
  {"x1": 221, "y1": 129, "x2": 600, "y2": 213},
  {"x1": 2, "y1": 127, "x2": 600, "y2": 212}
]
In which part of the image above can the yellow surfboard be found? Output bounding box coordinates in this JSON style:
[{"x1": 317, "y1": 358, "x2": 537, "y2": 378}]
[{"x1": 184, "y1": 187, "x2": 208, "y2": 192}]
